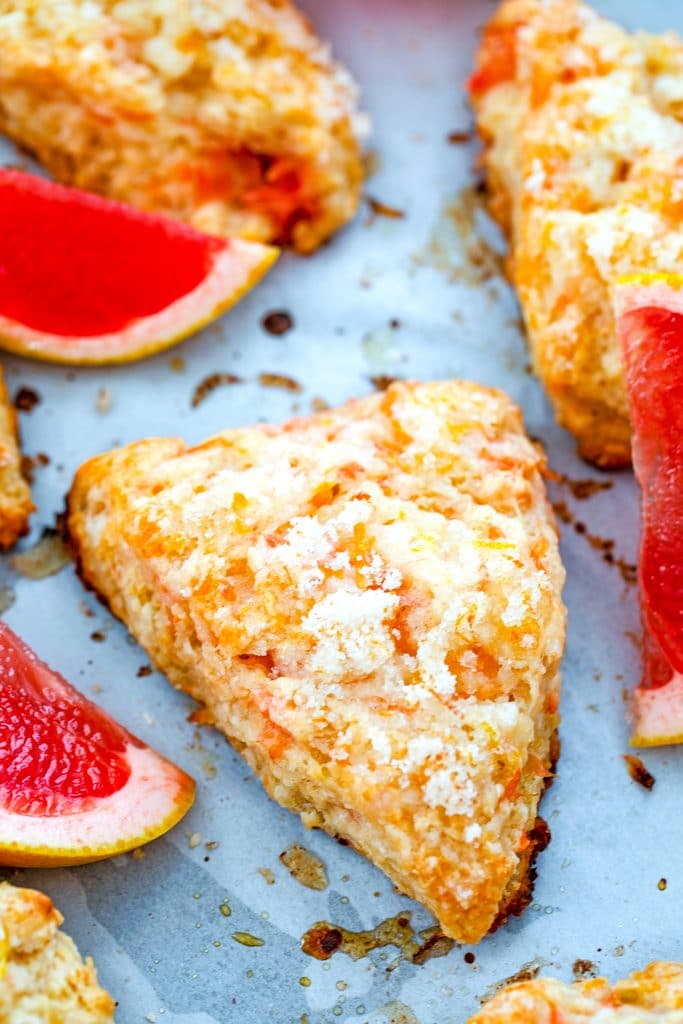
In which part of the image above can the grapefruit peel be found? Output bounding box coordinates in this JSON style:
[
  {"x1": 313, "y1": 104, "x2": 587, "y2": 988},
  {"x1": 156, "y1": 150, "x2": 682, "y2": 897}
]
[
  {"x1": 615, "y1": 271, "x2": 683, "y2": 746},
  {"x1": 0, "y1": 621, "x2": 195, "y2": 867}
]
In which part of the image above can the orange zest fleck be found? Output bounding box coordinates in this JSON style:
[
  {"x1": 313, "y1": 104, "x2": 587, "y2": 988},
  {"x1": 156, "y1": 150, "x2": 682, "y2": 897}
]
[{"x1": 468, "y1": 23, "x2": 519, "y2": 96}]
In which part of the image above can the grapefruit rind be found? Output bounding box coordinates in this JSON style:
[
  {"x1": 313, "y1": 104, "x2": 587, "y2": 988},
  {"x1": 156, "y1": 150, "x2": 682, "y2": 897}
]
[
  {"x1": 0, "y1": 744, "x2": 195, "y2": 868},
  {"x1": 615, "y1": 272, "x2": 683, "y2": 318},
  {"x1": 615, "y1": 273, "x2": 683, "y2": 747},
  {"x1": 632, "y1": 673, "x2": 683, "y2": 748},
  {"x1": 0, "y1": 239, "x2": 277, "y2": 365}
]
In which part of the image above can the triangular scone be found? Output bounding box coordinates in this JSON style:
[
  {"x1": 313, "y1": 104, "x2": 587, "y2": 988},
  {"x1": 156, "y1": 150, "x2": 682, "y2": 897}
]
[
  {"x1": 470, "y1": 0, "x2": 683, "y2": 467},
  {"x1": 0, "y1": 368, "x2": 32, "y2": 549},
  {"x1": 0, "y1": 882, "x2": 114, "y2": 1022},
  {"x1": 469, "y1": 963, "x2": 683, "y2": 1022},
  {"x1": 66, "y1": 380, "x2": 566, "y2": 943},
  {"x1": 0, "y1": 0, "x2": 365, "y2": 253}
]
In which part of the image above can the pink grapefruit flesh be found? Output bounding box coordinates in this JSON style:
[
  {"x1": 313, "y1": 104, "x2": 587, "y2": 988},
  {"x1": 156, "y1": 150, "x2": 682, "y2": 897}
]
[
  {"x1": 616, "y1": 273, "x2": 683, "y2": 746},
  {"x1": 0, "y1": 621, "x2": 194, "y2": 866},
  {"x1": 0, "y1": 169, "x2": 277, "y2": 364}
]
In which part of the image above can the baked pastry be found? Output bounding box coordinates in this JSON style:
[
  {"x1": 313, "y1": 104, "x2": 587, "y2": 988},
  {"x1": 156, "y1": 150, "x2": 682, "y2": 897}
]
[
  {"x1": 469, "y1": 963, "x2": 683, "y2": 1022},
  {"x1": 0, "y1": 881, "x2": 115, "y2": 1022},
  {"x1": 0, "y1": 369, "x2": 31, "y2": 549},
  {"x1": 66, "y1": 380, "x2": 566, "y2": 944},
  {"x1": 470, "y1": 0, "x2": 683, "y2": 466},
  {"x1": 0, "y1": 0, "x2": 366, "y2": 253}
]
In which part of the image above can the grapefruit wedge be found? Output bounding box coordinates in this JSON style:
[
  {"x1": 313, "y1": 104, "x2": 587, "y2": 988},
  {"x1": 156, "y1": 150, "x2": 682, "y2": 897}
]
[
  {"x1": 0, "y1": 169, "x2": 277, "y2": 364},
  {"x1": 615, "y1": 272, "x2": 683, "y2": 746},
  {"x1": 0, "y1": 621, "x2": 194, "y2": 866}
]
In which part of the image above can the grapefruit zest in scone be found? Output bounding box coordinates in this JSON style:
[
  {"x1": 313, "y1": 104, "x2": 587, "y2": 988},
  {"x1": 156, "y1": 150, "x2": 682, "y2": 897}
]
[
  {"x1": 470, "y1": 0, "x2": 683, "y2": 467},
  {"x1": 66, "y1": 379, "x2": 566, "y2": 944}
]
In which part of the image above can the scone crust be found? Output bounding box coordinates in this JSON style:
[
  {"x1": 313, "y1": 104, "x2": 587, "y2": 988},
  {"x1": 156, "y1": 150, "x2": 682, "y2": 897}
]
[
  {"x1": 66, "y1": 379, "x2": 565, "y2": 944},
  {"x1": 471, "y1": 0, "x2": 683, "y2": 466},
  {"x1": 0, "y1": 882, "x2": 115, "y2": 1023},
  {"x1": 0, "y1": 369, "x2": 32, "y2": 549},
  {"x1": 469, "y1": 963, "x2": 683, "y2": 1022},
  {"x1": 0, "y1": 0, "x2": 366, "y2": 253}
]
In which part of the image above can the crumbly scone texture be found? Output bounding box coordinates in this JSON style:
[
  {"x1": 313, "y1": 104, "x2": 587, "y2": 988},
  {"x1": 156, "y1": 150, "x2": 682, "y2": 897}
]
[
  {"x1": 0, "y1": 369, "x2": 31, "y2": 549},
  {"x1": 469, "y1": 963, "x2": 683, "y2": 1023},
  {"x1": 0, "y1": 881, "x2": 115, "y2": 1023},
  {"x1": 470, "y1": 0, "x2": 683, "y2": 466},
  {"x1": 67, "y1": 380, "x2": 565, "y2": 944},
  {"x1": 0, "y1": 0, "x2": 366, "y2": 253}
]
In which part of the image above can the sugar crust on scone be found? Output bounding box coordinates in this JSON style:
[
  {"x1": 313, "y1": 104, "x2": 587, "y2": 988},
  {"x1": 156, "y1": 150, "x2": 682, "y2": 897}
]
[
  {"x1": 0, "y1": 882, "x2": 115, "y2": 1023},
  {"x1": 0, "y1": 368, "x2": 32, "y2": 549},
  {"x1": 469, "y1": 963, "x2": 683, "y2": 1023},
  {"x1": 66, "y1": 380, "x2": 566, "y2": 944},
  {"x1": 0, "y1": 0, "x2": 367, "y2": 253},
  {"x1": 471, "y1": 0, "x2": 683, "y2": 466}
]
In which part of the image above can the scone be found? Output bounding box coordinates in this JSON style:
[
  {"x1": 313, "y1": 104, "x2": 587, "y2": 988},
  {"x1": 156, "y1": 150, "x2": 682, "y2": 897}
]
[
  {"x1": 0, "y1": 369, "x2": 31, "y2": 549},
  {"x1": 469, "y1": 963, "x2": 683, "y2": 1022},
  {"x1": 0, "y1": 0, "x2": 366, "y2": 253},
  {"x1": 66, "y1": 380, "x2": 566, "y2": 944},
  {"x1": 470, "y1": 0, "x2": 683, "y2": 466},
  {"x1": 0, "y1": 881, "x2": 115, "y2": 1022}
]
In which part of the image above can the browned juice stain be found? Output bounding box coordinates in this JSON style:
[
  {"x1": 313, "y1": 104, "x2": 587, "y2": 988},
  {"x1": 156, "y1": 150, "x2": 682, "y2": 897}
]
[
  {"x1": 573, "y1": 959, "x2": 598, "y2": 978},
  {"x1": 11, "y1": 528, "x2": 69, "y2": 579},
  {"x1": 551, "y1": 500, "x2": 636, "y2": 585},
  {"x1": 301, "y1": 912, "x2": 453, "y2": 965},
  {"x1": 412, "y1": 186, "x2": 505, "y2": 287},
  {"x1": 279, "y1": 844, "x2": 327, "y2": 891},
  {"x1": 548, "y1": 470, "x2": 614, "y2": 501},
  {"x1": 480, "y1": 958, "x2": 550, "y2": 1003}
]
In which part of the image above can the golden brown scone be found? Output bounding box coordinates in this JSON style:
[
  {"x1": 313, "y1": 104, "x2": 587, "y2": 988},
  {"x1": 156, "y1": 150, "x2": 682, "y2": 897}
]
[
  {"x1": 469, "y1": 964, "x2": 683, "y2": 1022},
  {"x1": 0, "y1": 0, "x2": 366, "y2": 253},
  {"x1": 66, "y1": 380, "x2": 566, "y2": 943},
  {"x1": 0, "y1": 881, "x2": 115, "y2": 1023},
  {"x1": 0, "y1": 369, "x2": 31, "y2": 549},
  {"x1": 470, "y1": 0, "x2": 683, "y2": 467}
]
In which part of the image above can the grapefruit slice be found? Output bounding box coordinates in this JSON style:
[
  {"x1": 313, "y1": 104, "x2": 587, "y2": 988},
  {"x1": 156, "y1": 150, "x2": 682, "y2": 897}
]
[
  {"x1": 615, "y1": 272, "x2": 683, "y2": 746},
  {"x1": 0, "y1": 169, "x2": 277, "y2": 365},
  {"x1": 0, "y1": 621, "x2": 194, "y2": 865}
]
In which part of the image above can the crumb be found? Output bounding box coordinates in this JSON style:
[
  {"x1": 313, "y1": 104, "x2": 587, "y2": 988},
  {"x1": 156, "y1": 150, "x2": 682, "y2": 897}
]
[
  {"x1": 261, "y1": 311, "x2": 294, "y2": 336},
  {"x1": 191, "y1": 373, "x2": 242, "y2": 408},
  {"x1": 447, "y1": 130, "x2": 473, "y2": 144},
  {"x1": 96, "y1": 387, "x2": 112, "y2": 413},
  {"x1": 13, "y1": 386, "x2": 41, "y2": 412},
  {"x1": 366, "y1": 196, "x2": 405, "y2": 224},
  {"x1": 258, "y1": 372, "x2": 301, "y2": 392},
  {"x1": 623, "y1": 754, "x2": 655, "y2": 790}
]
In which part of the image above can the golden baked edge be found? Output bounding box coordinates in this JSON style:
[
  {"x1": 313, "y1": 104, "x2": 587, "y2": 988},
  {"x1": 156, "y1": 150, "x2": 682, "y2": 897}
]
[
  {"x1": 0, "y1": 881, "x2": 115, "y2": 1023},
  {"x1": 0, "y1": 368, "x2": 32, "y2": 549},
  {"x1": 469, "y1": 962, "x2": 683, "y2": 1022}
]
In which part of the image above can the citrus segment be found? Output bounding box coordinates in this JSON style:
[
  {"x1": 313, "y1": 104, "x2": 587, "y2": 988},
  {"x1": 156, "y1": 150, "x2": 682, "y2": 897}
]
[
  {"x1": 615, "y1": 273, "x2": 683, "y2": 745},
  {"x1": 0, "y1": 621, "x2": 194, "y2": 865},
  {"x1": 0, "y1": 170, "x2": 277, "y2": 364}
]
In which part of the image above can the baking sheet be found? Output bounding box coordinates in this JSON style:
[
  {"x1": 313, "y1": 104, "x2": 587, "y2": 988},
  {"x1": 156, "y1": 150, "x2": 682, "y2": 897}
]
[{"x1": 1, "y1": 1, "x2": 681, "y2": 1021}]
